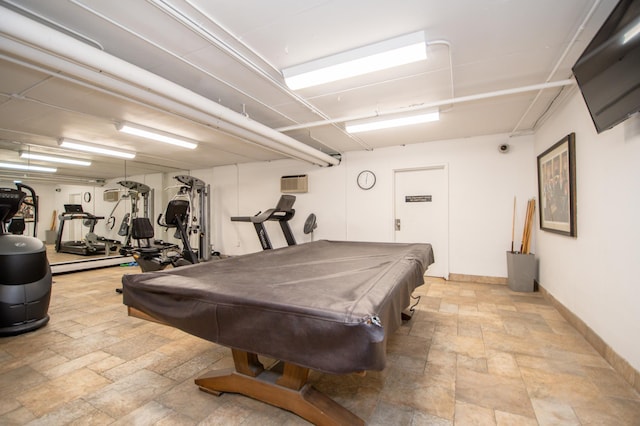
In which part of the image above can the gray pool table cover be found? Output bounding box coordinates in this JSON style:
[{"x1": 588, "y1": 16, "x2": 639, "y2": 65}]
[{"x1": 122, "y1": 240, "x2": 434, "y2": 374}]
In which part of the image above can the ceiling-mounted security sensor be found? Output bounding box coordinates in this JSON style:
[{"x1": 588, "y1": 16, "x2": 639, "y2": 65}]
[{"x1": 498, "y1": 143, "x2": 510, "y2": 153}]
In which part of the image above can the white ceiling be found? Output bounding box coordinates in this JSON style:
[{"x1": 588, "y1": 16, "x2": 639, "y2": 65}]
[{"x1": 0, "y1": 0, "x2": 618, "y2": 184}]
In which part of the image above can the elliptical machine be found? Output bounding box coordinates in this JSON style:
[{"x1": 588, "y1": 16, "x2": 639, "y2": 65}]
[{"x1": 0, "y1": 184, "x2": 52, "y2": 336}]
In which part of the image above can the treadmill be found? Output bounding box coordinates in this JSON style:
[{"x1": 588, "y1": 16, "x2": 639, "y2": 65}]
[
  {"x1": 231, "y1": 195, "x2": 296, "y2": 250},
  {"x1": 55, "y1": 204, "x2": 111, "y2": 255}
]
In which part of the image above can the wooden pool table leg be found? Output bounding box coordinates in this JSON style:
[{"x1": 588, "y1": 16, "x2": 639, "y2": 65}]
[{"x1": 194, "y1": 348, "x2": 365, "y2": 426}]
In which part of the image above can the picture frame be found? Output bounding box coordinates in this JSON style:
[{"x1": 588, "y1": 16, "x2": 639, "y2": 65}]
[
  {"x1": 537, "y1": 132, "x2": 577, "y2": 237},
  {"x1": 18, "y1": 196, "x2": 37, "y2": 222}
]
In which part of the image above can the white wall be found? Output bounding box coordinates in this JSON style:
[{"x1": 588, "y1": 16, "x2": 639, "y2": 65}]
[
  {"x1": 211, "y1": 160, "x2": 346, "y2": 255},
  {"x1": 211, "y1": 132, "x2": 536, "y2": 279},
  {"x1": 5, "y1": 132, "x2": 534, "y2": 279},
  {"x1": 534, "y1": 90, "x2": 640, "y2": 371},
  {"x1": 3, "y1": 132, "x2": 536, "y2": 280}
]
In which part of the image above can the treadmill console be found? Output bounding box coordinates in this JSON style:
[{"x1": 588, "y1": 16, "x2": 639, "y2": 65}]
[{"x1": 64, "y1": 204, "x2": 84, "y2": 213}]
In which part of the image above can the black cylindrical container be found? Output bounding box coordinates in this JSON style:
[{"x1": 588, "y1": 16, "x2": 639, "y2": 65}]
[{"x1": 0, "y1": 234, "x2": 52, "y2": 336}]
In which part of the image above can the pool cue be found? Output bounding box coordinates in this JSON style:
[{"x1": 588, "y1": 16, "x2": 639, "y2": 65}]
[
  {"x1": 50, "y1": 210, "x2": 57, "y2": 230},
  {"x1": 521, "y1": 199, "x2": 535, "y2": 253},
  {"x1": 520, "y1": 199, "x2": 530, "y2": 253},
  {"x1": 524, "y1": 199, "x2": 536, "y2": 253},
  {"x1": 511, "y1": 196, "x2": 516, "y2": 252}
]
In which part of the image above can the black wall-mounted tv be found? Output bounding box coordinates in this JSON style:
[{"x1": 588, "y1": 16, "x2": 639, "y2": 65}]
[{"x1": 572, "y1": 0, "x2": 640, "y2": 133}]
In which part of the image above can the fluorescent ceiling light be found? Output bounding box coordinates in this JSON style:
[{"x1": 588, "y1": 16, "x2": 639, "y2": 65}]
[
  {"x1": 346, "y1": 110, "x2": 440, "y2": 133},
  {"x1": 283, "y1": 31, "x2": 427, "y2": 90},
  {"x1": 623, "y1": 20, "x2": 640, "y2": 44},
  {"x1": 59, "y1": 139, "x2": 136, "y2": 159},
  {"x1": 117, "y1": 122, "x2": 198, "y2": 149},
  {"x1": 0, "y1": 162, "x2": 57, "y2": 173},
  {"x1": 20, "y1": 151, "x2": 91, "y2": 166}
]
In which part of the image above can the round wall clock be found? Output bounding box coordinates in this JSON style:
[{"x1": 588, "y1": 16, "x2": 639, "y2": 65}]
[{"x1": 357, "y1": 170, "x2": 376, "y2": 190}]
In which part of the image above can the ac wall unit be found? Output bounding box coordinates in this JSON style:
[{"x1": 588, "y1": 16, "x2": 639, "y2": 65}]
[
  {"x1": 281, "y1": 175, "x2": 308, "y2": 193},
  {"x1": 103, "y1": 189, "x2": 121, "y2": 202}
]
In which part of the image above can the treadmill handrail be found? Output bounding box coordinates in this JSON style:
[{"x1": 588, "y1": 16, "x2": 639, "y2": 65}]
[{"x1": 59, "y1": 212, "x2": 105, "y2": 220}]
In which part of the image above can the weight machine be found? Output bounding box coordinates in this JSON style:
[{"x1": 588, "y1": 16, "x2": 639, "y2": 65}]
[
  {"x1": 158, "y1": 175, "x2": 213, "y2": 262},
  {"x1": 105, "y1": 180, "x2": 152, "y2": 250},
  {"x1": 114, "y1": 175, "x2": 214, "y2": 283}
]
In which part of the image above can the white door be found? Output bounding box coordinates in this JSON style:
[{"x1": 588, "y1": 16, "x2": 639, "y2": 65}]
[{"x1": 394, "y1": 166, "x2": 449, "y2": 278}]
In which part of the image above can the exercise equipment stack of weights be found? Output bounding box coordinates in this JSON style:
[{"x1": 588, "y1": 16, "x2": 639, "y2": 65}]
[
  {"x1": 0, "y1": 184, "x2": 52, "y2": 336},
  {"x1": 177, "y1": 174, "x2": 215, "y2": 261},
  {"x1": 159, "y1": 175, "x2": 214, "y2": 262},
  {"x1": 105, "y1": 180, "x2": 154, "y2": 256}
]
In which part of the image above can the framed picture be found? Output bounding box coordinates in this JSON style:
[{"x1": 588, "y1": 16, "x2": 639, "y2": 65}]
[
  {"x1": 537, "y1": 133, "x2": 577, "y2": 236},
  {"x1": 18, "y1": 196, "x2": 36, "y2": 222}
]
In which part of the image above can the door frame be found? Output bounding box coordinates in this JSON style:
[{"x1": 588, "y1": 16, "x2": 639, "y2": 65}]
[{"x1": 392, "y1": 164, "x2": 449, "y2": 279}]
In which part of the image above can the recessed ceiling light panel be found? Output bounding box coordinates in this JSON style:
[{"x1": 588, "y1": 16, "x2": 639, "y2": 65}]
[
  {"x1": 346, "y1": 110, "x2": 440, "y2": 133},
  {"x1": 283, "y1": 31, "x2": 427, "y2": 90},
  {"x1": 58, "y1": 138, "x2": 136, "y2": 159},
  {"x1": 117, "y1": 122, "x2": 198, "y2": 149},
  {"x1": 0, "y1": 162, "x2": 57, "y2": 173},
  {"x1": 20, "y1": 151, "x2": 91, "y2": 166}
]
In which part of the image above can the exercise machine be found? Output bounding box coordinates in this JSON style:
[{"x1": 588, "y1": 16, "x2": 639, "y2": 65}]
[
  {"x1": 55, "y1": 204, "x2": 118, "y2": 255},
  {"x1": 157, "y1": 198, "x2": 199, "y2": 264},
  {"x1": 0, "y1": 184, "x2": 52, "y2": 336},
  {"x1": 231, "y1": 195, "x2": 297, "y2": 250},
  {"x1": 120, "y1": 200, "x2": 196, "y2": 278},
  {"x1": 127, "y1": 175, "x2": 213, "y2": 273},
  {"x1": 6, "y1": 182, "x2": 38, "y2": 236},
  {"x1": 159, "y1": 175, "x2": 213, "y2": 262},
  {"x1": 127, "y1": 216, "x2": 189, "y2": 272},
  {"x1": 105, "y1": 180, "x2": 153, "y2": 250}
]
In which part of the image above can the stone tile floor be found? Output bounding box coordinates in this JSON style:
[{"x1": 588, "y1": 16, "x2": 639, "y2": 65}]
[{"x1": 1, "y1": 266, "x2": 639, "y2": 425}]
